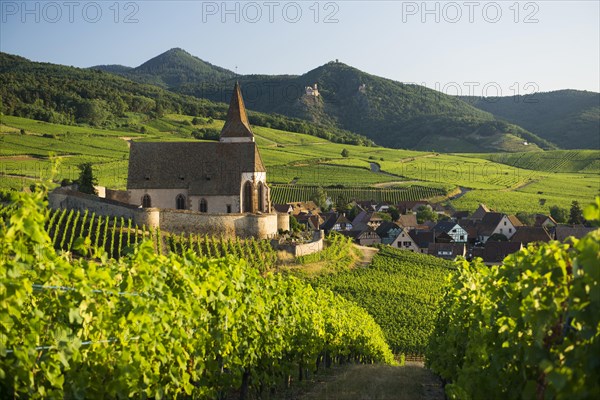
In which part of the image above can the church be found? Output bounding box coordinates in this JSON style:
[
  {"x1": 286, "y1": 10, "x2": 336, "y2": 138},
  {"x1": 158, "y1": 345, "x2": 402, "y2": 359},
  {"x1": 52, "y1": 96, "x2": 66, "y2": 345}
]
[{"x1": 127, "y1": 82, "x2": 272, "y2": 215}]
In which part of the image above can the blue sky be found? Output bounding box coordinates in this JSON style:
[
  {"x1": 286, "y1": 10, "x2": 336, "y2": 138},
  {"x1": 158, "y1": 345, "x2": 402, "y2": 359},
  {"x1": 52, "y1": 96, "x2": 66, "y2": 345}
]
[{"x1": 1, "y1": 0, "x2": 599, "y2": 96}]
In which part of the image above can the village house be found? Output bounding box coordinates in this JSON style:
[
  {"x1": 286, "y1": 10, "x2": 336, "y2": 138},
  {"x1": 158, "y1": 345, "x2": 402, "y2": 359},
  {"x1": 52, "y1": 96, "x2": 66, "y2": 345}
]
[
  {"x1": 510, "y1": 226, "x2": 553, "y2": 245},
  {"x1": 375, "y1": 222, "x2": 403, "y2": 245},
  {"x1": 553, "y1": 225, "x2": 596, "y2": 241},
  {"x1": 342, "y1": 226, "x2": 381, "y2": 246},
  {"x1": 432, "y1": 221, "x2": 468, "y2": 243},
  {"x1": 477, "y1": 212, "x2": 523, "y2": 242},
  {"x1": 396, "y1": 214, "x2": 418, "y2": 230},
  {"x1": 390, "y1": 227, "x2": 420, "y2": 252},
  {"x1": 320, "y1": 212, "x2": 353, "y2": 233},
  {"x1": 534, "y1": 214, "x2": 558, "y2": 229},
  {"x1": 471, "y1": 242, "x2": 524, "y2": 264},
  {"x1": 428, "y1": 243, "x2": 467, "y2": 260},
  {"x1": 470, "y1": 204, "x2": 491, "y2": 221},
  {"x1": 352, "y1": 210, "x2": 385, "y2": 230}
]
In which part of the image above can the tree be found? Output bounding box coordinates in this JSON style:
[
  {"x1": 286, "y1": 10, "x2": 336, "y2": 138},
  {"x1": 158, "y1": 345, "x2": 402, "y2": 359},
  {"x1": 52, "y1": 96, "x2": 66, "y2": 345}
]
[
  {"x1": 569, "y1": 201, "x2": 583, "y2": 224},
  {"x1": 416, "y1": 205, "x2": 438, "y2": 224},
  {"x1": 549, "y1": 205, "x2": 568, "y2": 223},
  {"x1": 311, "y1": 187, "x2": 328, "y2": 210},
  {"x1": 388, "y1": 206, "x2": 400, "y2": 221},
  {"x1": 335, "y1": 196, "x2": 351, "y2": 213},
  {"x1": 516, "y1": 212, "x2": 535, "y2": 226},
  {"x1": 341, "y1": 149, "x2": 350, "y2": 158},
  {"x1": 76, "y1": 162, "x2": 98, "y2": 195},
  {"x1": 289, "y1": 215, "x2": 302, "y2": 232}
]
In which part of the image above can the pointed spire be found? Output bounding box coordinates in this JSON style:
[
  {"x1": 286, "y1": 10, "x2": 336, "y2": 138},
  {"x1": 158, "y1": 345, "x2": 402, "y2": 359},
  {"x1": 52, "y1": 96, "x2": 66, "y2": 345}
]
[{"x1": 220, "y1": 82, "x2": 254, "y2": 142}]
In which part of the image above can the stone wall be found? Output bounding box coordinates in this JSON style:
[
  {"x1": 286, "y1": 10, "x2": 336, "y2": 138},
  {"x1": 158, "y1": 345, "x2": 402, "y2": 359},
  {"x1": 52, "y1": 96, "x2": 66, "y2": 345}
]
[
  {"x1": 158, "y1": 209, "x2": 278, "y2": 239},
  {"x1": 275, "y1": 230, "x2": 325, "y2": 257},
  {"x1": 48, "y1": 188, "x2": 278, "y2": 239}
]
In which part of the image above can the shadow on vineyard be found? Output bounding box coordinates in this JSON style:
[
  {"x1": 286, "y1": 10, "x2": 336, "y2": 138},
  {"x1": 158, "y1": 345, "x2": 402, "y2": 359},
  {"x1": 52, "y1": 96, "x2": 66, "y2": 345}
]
[
  {"x1": 1, "y1": 190, "x2": 397, "y2": 399},
  {"x1": 313, "y1": 247, "x2": 456, "y2": 356}
]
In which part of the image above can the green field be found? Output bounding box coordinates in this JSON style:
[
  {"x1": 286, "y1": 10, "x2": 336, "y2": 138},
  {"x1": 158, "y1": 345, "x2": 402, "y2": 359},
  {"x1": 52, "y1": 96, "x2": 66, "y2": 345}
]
[{"x1": 1, "y1": 114, "x2": 598, "y2": 214}]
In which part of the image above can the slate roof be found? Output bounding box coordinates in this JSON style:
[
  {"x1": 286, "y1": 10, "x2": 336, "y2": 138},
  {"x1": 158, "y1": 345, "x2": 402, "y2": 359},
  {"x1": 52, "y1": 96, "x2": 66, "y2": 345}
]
[
  {"x1": 433, "y1": 220, "x2": 461, "y2": 234},
  {"x1": 408, "y1": 230, "x2": 435, "y2": 249},
  {"x1": 471, "y1": 242, "x2": 523, "y2": 263},
  {"x1": 127, "y1": 141, "x2": 265, "y2": 195},
  {"x1": 534, "y1": 214, "x2": 557, "y2": 227},
  {"x1": 428, "y1": 243, "x2": 466, "y2": 259},
  {"x1": 375, "y1": 221, "x2": 401, "y2": 238},
  {"x1": 554, "y1": 225, "x2": 596, "y2": 241},
  {"x1": 321, "y1": 213, "x2": 352, "y2": 232},
  {"x1": 478, "y1": 213, "x2": 505, "y2": 236},
  {"x1": 220, "y1": 82, "x2": 254, "y2": 139},
  {"x1": 471, "y1": 204, "x2": 490, "y2": 220},
  {"x1": 510, "y1": 226, "x2": 552, "y2": 244}
]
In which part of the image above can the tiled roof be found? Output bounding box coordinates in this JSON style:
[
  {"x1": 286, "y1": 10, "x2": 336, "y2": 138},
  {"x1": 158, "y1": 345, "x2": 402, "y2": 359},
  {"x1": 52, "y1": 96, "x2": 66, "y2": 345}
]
[
  {"x1": 127, "y1": 141, "x2": 265, "y2": 195},
  {"x1": 220, "y1": 82, "x2": 254, "y2": 139}
]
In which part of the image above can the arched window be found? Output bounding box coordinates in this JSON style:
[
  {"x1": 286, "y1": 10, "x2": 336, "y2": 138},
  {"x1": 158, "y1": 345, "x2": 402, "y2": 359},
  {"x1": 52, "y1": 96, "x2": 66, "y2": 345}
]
[
  {"x1": 243, "y1": 181, "x2": 253, "y2": 213},
  {"x1": 141, "y1": 194, "x2": 151, "y2": 208},
  {"x1": 176, "y1": 194, "x2": 186, "y2": 210},
  {"x1": 199, "y1": 198, "x2": 207, "y2": 213},
  {"x1": 258, "y1": 182, "x2": 265, "y2": 212}
]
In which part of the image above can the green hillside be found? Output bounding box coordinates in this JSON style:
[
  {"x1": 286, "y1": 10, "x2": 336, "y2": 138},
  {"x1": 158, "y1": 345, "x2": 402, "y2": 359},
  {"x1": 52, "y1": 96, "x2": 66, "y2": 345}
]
[
  {"x1": 1, "y1": 115, "x2": 598, "y2": 215},
  {"x1": 88, "y1": 48, "x2": 555, "y2": 153},
  {"x1": 461, "y1": 90, "x2": 600, "y2": 149},
  {"x1": 93, "y1": 48, "x2": 237, "y2": 88},
  {"x1": 180, "y1": 61, "x2": 555, "y2": 152},
  {"x1": 0, "y1": 52, "x2": 373, "y2": 146}
]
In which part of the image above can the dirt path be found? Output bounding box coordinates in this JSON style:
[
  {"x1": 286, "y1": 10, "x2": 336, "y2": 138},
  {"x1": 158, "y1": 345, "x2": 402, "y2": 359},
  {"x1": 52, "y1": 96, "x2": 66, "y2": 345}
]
[
  {"x1": 298, "y1": 363, "x2": 445, "y2": 400},
  {"x1": 353, "y1": 244, "x2": 379, "y2": 267}
]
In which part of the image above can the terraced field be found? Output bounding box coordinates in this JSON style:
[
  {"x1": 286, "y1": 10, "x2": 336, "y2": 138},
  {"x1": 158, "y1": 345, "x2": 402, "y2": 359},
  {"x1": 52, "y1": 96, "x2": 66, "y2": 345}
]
[{"x1": 1, "y1": 114, "x2": 598, "y2": 214}]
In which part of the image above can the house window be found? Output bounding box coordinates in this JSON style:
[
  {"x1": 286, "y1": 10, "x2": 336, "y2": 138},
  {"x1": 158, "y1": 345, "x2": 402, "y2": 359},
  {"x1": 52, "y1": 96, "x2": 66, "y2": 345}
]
[
  {"x1": 509, "y1": 228, "x2": 512, "y2": 233},
  {"x1": 176, "y1": 194, "x2": 186, "y2": 210},
  {"x1": 504, "y1": 221, "x2": 507, "y2": 226},
  {"x1": 226, "y1": 204, "x2": 232, "y2": 214},
  {"x1": 460, "y1": 235, "x2": 465, "y2": 241},
  {"x1": 141, "y1": 194, "x2": 151, "y2": 208},
  {"x1": 199, "y1": 198, "x2": 208, "y2": 213}
]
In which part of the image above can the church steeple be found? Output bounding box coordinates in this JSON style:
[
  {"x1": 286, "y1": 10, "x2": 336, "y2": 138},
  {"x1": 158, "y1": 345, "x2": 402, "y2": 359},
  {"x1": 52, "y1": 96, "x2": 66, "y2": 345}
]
[{"x1": 220, "y1": 82, "x2": 255, "y2": 143}]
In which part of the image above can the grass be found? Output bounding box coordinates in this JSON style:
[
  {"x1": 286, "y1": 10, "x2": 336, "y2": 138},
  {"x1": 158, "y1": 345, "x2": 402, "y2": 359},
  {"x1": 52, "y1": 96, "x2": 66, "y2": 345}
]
[
  {"x1": 297, "y1": 363, "x2": 443, "y2": 400},
  {"x1": 1, "y1": 114, "x2": 598, "y2": 215}
]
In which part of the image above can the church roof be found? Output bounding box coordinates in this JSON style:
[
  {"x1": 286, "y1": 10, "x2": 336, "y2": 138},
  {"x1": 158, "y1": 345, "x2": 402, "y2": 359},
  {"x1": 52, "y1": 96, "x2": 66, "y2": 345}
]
[
  {"x1": 220, "y1": 82, "x2": 254, "y2": 139},
  {"x1": 127, "y1": 141, "x2": 265, "y2": 196}
]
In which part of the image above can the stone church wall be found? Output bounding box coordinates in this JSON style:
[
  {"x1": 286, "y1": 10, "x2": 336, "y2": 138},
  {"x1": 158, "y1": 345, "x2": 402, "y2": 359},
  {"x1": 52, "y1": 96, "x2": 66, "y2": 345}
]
[
  {"x1": 48, "y1": 188, "x2": 278, "y2": 239},
  {"x1": 159, "y1": 210, "x2": 278, "y2": 239}
]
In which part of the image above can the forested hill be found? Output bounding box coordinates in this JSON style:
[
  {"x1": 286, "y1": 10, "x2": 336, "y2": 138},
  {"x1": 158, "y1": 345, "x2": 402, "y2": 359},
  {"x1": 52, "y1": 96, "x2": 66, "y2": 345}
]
[
  {"x1": 461, "y1": 90, "x2": 600, "y2": 150},
  {"x1": 93, "y1": 48, "x2": 237, "y2": 88},
  {"x1": 0, "y1": 52, "x2": 373, "y2": 145},
  {"x1": 90, "y1": 48, "x2": 555, "y2": 152}
]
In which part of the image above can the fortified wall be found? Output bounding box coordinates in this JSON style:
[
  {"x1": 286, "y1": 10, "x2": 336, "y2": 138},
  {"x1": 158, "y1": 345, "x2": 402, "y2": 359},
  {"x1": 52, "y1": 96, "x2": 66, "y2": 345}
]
[{"x1": 49, "y1": 188, "x2": 288, "y2": 239}]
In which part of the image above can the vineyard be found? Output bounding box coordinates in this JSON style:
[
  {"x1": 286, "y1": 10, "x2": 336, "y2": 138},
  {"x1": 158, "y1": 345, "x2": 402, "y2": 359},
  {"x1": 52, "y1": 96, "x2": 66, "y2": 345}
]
[
  {"x1": 1, "y1": 190, "x2": 395, "y2": 398},
  {"x1": 426, "y1": 201, "x2": 600, "y2": 399},
  {"x1": 270, "y1": 184, "x2": 448, "y2": 204},
  {"x1": 314, "y1": 246, "x2": 456, "y2": 355},
  {"x1": 32, "y1": 207, "x2": 280, "y2": 272},
  {"x1": 480, "y1": 149, "x2": 600, "y2": 173}
]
